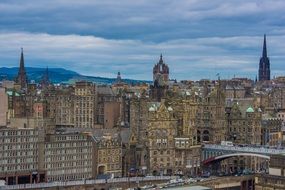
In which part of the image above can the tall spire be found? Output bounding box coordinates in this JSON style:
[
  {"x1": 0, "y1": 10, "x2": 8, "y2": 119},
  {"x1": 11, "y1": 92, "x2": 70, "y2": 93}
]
[
  {"x1": 41, "y1": 66, "x2": 50, "y2": 88},
  {"x1": 258, "y1": 34, "x2": 271, "y2": 81},
  {"x1": 20, "y1": 48, "x2": 24, "y2": 70},
  {"x1": 45, "y1": 67, "x2": 49, "y2": 82},
  {"x1": 15, "y1": 48, "x2": 28, "y2": 89},
  {"x1": 262, "y1": 34, "x2": 267, "y2": 58}
]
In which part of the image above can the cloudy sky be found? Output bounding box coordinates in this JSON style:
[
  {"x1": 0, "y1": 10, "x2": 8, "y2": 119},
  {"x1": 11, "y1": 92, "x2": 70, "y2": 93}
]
[{"x1": 0, "y1": 0, "x2": 285, "y2": 80}]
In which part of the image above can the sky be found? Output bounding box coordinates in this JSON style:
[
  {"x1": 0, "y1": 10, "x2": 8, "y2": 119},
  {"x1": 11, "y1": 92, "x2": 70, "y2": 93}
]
[{"x1": 0, "y1": 0, "x2": 285, "y2": 81}]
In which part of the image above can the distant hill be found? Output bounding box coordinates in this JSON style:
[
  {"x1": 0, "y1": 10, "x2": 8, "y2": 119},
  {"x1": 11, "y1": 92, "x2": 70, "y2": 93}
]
[{"x1": 0, "y1": 67, "x2": 151, "y2": 85}]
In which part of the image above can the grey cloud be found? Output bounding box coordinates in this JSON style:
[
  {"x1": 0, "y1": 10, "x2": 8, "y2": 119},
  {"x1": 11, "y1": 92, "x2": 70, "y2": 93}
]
[
  {"x1": 1, "y1": 0, "x2": 285, "y2": 41},
  {"x1": 1, "y1": 0, "x2": 285, "y2": 80}
]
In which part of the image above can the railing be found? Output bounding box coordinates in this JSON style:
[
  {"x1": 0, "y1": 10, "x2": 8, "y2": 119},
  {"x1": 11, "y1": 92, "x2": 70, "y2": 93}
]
[
  {"x1": 0, "y1": 176, "x2": 173, "y2": 190},
  {"x1": 203, "y1": 144, "x2": 285, "y2": 155}
]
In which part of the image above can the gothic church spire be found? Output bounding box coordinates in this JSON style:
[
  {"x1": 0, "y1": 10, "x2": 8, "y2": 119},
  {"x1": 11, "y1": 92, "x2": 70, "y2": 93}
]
[
  {"x1": 258, "y1": 34, "x2": 270, "y2": 81},
  {"x1": 15, "y1": 48, "x2": 28, "y2": 89},
  {"x1": 262, "y1": 34, "x2": 267, "y2": 58}
]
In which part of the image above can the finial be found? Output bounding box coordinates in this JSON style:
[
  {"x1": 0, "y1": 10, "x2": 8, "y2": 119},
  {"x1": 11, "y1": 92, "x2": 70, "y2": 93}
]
[
  {"x1": 21, "y1": 47, "x2": 23, "y2": 53},
  {"x1": 262, "y1": 34, "x2": 267, "y2": 57},
  {"x1": 159, "y1": 53, "x2": 163, "y2": 64}
]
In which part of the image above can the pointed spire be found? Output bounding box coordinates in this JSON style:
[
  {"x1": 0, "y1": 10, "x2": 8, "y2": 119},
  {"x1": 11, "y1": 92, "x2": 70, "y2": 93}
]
[
  {"x1": 41, "y1": 66, "x2": 50, "y2": 88},
  {"x1": 15, "y1": 47, "x2": 28, "y2": 89},
  {"x1": 258, "y1": 34, "x2": 270, "y2": 81},
  {"x1": 45, "y1": 66, "x2": 49, "y2": 82},
  {"x1": 20, "y1": 47, "x2": 24, "y2": 70},
  {"x1": 262, "y1": 34, "x2": 267, "y2": 58},
  {"x1": 159, "y1": 53, "x2": 163, "y2": 64}
]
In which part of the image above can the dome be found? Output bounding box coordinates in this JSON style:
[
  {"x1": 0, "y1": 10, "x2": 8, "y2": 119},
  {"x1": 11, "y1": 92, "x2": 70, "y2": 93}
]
[
  {"x1": 168, "y1": 107, "x2": 173, "y2": 111},
  {"x1": 246, "y1": 106, "x2": 254, "y2": 113},
  {"x1": 149, "y1": 106, "x2": 155, "y2": 112}
]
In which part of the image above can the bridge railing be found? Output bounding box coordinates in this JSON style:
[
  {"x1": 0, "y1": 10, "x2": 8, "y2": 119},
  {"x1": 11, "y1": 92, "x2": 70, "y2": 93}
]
[
  {"x1": 203, "y1": 144, "x2": 285, "y2": 154},
  {"x1": 0, "y1": 176, "x2": 173, "y2": 190}
]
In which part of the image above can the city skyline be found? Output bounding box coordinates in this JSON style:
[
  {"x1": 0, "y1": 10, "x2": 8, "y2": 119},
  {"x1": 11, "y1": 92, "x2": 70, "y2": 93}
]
[
  {"x1": 2, "y1": 2, "x2": 285, "y2": 188},
  {"x1": 1, "y1": 0, "x2": 285, "y2": 80}
]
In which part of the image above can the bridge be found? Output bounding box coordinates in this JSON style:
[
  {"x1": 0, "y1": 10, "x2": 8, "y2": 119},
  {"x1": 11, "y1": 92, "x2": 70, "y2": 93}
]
[
  {"x1": 202, "y1": 144, "x2": 285, "y2": 165},
  {"x1": 203, "y1": 153, "x2": 270, "y2": 165}
]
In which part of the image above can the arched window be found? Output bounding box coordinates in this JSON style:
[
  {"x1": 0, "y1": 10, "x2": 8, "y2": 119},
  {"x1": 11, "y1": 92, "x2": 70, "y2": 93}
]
[{"x1": 203, "y1": 130, "x2": 209, "y2": 142}]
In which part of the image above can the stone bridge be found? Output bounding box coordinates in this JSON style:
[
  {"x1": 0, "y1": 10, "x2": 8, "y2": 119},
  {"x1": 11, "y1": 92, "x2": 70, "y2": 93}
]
[{"x1": 202, "y1": 144, "x2": 285, "y2": 165}]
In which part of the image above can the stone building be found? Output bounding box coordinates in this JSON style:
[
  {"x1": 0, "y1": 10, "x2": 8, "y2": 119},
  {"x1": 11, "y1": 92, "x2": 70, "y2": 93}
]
[
  {"x1": 255, "y1": 154, "x2": 285, "y2": 190},
  {"x1": 44, "y1": 132, "x2": 94, "y2": 182},
  {"x1": 225, "y1": 103, "x2": 262, "y2": 145},
  {"x1": 261, "y1": 118, "x2": 282, "y2": 146},
  {"x1": 196, "y1": 83, "x2": 226, "y2": 144},
  {"x1": 147, "y1": 103, "x2": 177, "y2": 175},
  {"x1": 31, "y1": 98, "x2": 56, "y2": 130},
  {"x1": 174, "y1": 138, "x2": 201, "y2": 176},
  {"x1": 0, "y1": 87, "x2": 8, "y2": 126},
  {"x1": 225, "y1": 85, "x2": 246, "y2": 99},
  {"x1": 55, "y1": 87, "x2": 75, "y2": 127},
  {"x1": 0, "y1": 126, "x2": 125, "y2": 184},
  {"x1": 165, "y1": 95, "x2": 203, "y2": 176},
  {"x1": 0, "y1": 127, "x2": 96, "y2": 184},
  {"x1": 74, "y1": 81, "x2": 96, "y2": 128},
  {"x1": 95, "y1": 135, "x2": 122, "y2": 178},
  {"x1": 253, "y1": 90, "x2": 270, "y2": 112},
  {"x1": 223, "y1": 78, "x2": 253, "y2": 99},
  {"x1": 169, "y1": 93, "x2": 200, "y2": 143},
  {"x1": 267, "y1": 86, "x2": 285, "y2": 110},
  {"x1": 128, "y1": 96, "x2": 149, "y2": 172},
  {"x1": 96, "y1": 85, "x2": 121, "y2": 129},
  {"x1": 150, "y1": 55, "x2": 169, "y2": 101},
  {"x1": 7, "y1": 91, "x2": 27, "y2": 118},
  {"x1": 146, "y1": 101, "x2": 202, "y2": 176},
  {"x1": 33, "y1": 101, "x2": 48, "y2": 119},
  {"x1": 0, "y1": 128, "x2": 44, "y2": 185}
]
